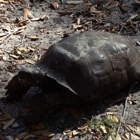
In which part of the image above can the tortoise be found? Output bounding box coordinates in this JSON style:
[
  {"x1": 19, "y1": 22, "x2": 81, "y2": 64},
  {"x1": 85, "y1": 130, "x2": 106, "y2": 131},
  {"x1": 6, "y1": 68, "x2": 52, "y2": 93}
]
[{"x1": 5, "y1": 31, "x2": 140, "y2": 103}]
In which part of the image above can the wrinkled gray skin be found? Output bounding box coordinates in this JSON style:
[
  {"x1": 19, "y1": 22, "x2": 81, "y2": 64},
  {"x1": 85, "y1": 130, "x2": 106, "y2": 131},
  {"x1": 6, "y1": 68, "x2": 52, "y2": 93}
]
[{"x1": 6, "y1": 31, "x2": 140, "y2": 103}]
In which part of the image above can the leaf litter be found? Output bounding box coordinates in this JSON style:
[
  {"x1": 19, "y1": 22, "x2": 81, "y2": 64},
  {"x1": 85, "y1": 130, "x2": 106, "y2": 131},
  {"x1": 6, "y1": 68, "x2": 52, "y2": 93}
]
[{"x1": 0, "y1": 0, "x2": 140, "y2": 140}]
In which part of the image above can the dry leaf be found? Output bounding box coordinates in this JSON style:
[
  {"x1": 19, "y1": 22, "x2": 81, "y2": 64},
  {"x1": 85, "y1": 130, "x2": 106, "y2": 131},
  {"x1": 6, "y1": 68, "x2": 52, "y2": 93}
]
[
  {"x1": 16, "y1": 132, "x2": 28, "y2": 140},
  {"x1": 30, "y1": 123, "x2": 44, "y2": 130},
  {"x1": 0, "y1": 0, "x2": 8, "y2": 4},
  {"x1": 13, "y1": 60, "x2": 24, "y2": 65},
  {"x1": 37, "y1": 136, "x2": 49, "y2": 140},
  {"x1": 66, "y1": 1, "x2": 84, "y2": 4},
  {"x1": 125, "y1": 133, "x2": 140, "y2": 140},
  {"x1": 107, "y1": 115, "x2": 119, "y2": 123},
  {"x1": 100, "y1": 125, "x2": 107, "y2": 134},
  {"x1": 0, "y1": 33, "x2": 8, "y2": 37},
  {"x1": 72, "y1": 130, "x2": 79, "y2": 136},
  {"x1": 22, "y1": 108, "x2": 31, "y2": 113},
  {"x1": 63, "y1": 129, "x2": 71, "y2": 135},
  {"x1": 3, "y1": 118, "x2": 15, "y2": 130},
  {"x1": 104, "y1": 1, "x2": 119, "y2": 8},
  {"x1": 66, "y1": 131, "x2": 73, "y2": 138},
  {"x1": 23, "y1": 9, "x2": 30, "y2": 19},
  {"x1": 23, "y1": 134, "x2": 35, "y2": 140},
  {"x1": 72, "y1": 24, "x2": 82, "y2": 29},
  {"x1": 120, "y1": 3, "x2": 127, "y2": 11},
  {"x1": 26, "y1": 35, "x2": 39, "y2": 40},
  {"x1": 106, "y1": 112, "x2": 117, "y2": 115},
  {"x1": 10, "y1": 54, "x2": 19, "y2": 59},
  {"x1": 0, "y1": 36, "x2": 4, "y2": 41},
  {"x1": 17, "y1": 47, "x2": 30, "y2": 53},
  {"x1": 77, "y1": 18, "x2": 80, "y2": 25},
  {"x1": 28, "y1": 47, "x2": 35, "y2": 51},
  {"x1": 90, "y1": 6, "x2": 102, "y2": 14},
  {"x1": 13, "y1": 29, "x2": 24, "y2": 35},
  {"x1": 124, "y1": 125, "x2": 140, "y2": 136},
  {"x1": 116, "y1": 134, "x2": 122, "y2": 140},
  {"x1": 77, "y1": 124, "x2": 88, "y2": 130},
  {"x1": 51, "y1": 2, "x2": 59, "y2": 10},
  {"x1": 33, "y1": 130, "x2": 48, "y2": 135},
  {"x1": 42, "y1": 132, "x2": 55, "y2": 137},
  {"x1": 25, "y1": 59, "x2": 35, "y2": 64},
  {"x1": 47, "y1": 30, "x2": 52, "y2": 34},
  {"x1": 3, "y1": 55, "x2": 9, "y2": 61},
  {"x1": 134, "y1": 0, "x2": 140, "y2": 4},
  {"x1": 0, "y1": 108, "x2": 12, "y2": 121},
  {"x1": 107, "y1": 135, "x2": 113, "y2": 140},
  {"x1": 121, "y1": 135, "x2": 129, "y2": 140}
]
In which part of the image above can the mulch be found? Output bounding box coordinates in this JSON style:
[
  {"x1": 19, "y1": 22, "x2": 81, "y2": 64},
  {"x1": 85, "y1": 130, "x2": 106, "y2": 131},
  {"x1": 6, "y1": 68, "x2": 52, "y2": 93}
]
[{"x1": 0, "y1": 0, "x2": 140, "y2": 140}]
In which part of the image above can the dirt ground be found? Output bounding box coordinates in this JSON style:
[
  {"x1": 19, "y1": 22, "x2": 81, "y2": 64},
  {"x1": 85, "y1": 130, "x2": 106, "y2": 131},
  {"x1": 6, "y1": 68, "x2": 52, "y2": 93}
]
[{"x1": 0, "y1": 0, "x2": 140, "y2": 140}]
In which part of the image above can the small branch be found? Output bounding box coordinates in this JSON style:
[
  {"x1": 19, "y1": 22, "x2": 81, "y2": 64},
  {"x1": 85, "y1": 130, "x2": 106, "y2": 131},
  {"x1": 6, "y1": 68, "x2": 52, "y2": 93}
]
[
  {"x1": 8, "y1": 0, "x2": 16, "y2": 10},
  {"x1": 116, "y1": 83, "x2": 137, "y2": 136}
]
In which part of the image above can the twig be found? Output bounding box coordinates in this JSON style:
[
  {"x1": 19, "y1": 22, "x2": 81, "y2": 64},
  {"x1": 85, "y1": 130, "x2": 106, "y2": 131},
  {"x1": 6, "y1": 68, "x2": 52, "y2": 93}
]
[
  {"x1": 116, "y1": 83, "x2": 137, "y2": 136},
  {"x1": 0, "y1": 32, "x2": 12, "y2": 45},
  {"x1": 8, "y1": 0, "x2": 16, "y2": 9}
]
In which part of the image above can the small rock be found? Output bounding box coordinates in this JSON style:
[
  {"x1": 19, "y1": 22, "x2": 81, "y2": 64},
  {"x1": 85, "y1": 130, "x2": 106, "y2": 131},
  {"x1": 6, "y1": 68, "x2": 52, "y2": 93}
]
[
  {"x1": 5, "y1": 136, "x2": 14, "y2": 140},
  {"x1": 11, "y1": 122, "x2": 19, "y2": 128}
]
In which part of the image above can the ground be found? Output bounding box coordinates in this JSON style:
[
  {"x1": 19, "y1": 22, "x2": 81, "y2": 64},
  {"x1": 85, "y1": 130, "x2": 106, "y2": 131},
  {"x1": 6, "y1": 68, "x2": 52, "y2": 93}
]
[{"x1": 0, "y1": 0, "x2": 140, "y2": 140}]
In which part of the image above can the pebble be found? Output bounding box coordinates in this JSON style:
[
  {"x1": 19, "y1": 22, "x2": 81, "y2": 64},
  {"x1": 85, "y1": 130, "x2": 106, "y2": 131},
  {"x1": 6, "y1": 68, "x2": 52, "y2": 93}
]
[{"x1": 11, "y1": 122, "x2": 19, "y2": 128}]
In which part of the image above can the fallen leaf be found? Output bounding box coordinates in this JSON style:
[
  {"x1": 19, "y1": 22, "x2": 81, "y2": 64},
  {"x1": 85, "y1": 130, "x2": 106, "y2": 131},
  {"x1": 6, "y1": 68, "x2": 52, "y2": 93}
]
[
  {"x1": 107, "y1": 136, "x2": 113, "y2": 140},
  {"x1": 16, "y1": 132, "x2": 28, "y2": 140},
  {"x1": 66, "y1": 1, "x2": 84, "y2": 4},
  {"x1": 51, "y1": 2, "x2": 59, "y2": 10},
  {"x1": 13, "y1": 60, "x2": 24, "y2": 65},
  {"x1": 104, "y1": 1, "x2": 119, "y2": 9},
  {"x1": 30, "y1": 123, "x2": 44, "y2": 130},
  {"x1": 17, "y1": 47, "x2": 30, "y2": 53},
  {"x1": 124, "y1": 125, "x2": 140, "y2": 136},
  {"x1": 72, "y1": 24, "x2": 82, "y2": 29},
  {"x1": 0, "y1": 36, "x2": 4, "y2": 41},
  {"x1": 121, "y1": 135, "x2": 129, "y2": 140},
  {"x1": 90, "y1": 6, "x2": 102, "y2": 14},
  {"x1": 0, "y1": 0, "x2": 8, "y2": 4},
  {"x1": 107, "y1": 115, "x2": 119, "y2": 123},
  {"x1": 116, "y1": 134, "x2": 122, "y2": 140},
  {"x1": 120, "y1": 3, "x2": 127, "y2": 11},
  {"x1": 0, "y1": 33, "x2": 8, "y2": 37},
  {"x1": 26, "y1": 35, "x2": 39, "y2": 40},
  {"x1": 37, "y1": 136, "x2": 49, "y2": 140},
  {"x1": 66, "y1": 131, "x2": 73, "y2": 138},
  {"x1": 10, "y1": 54, "x2": 19, "y2": 59},
  {"x1": 13, "y1": 29, "x2": 24, "y2": 35},
  {"x1": 72, "y1": 130, "x2": 79, "y2": 136},
  {"x1": 33, "y1": 130, "x2": 49, "y2": 135},
  {"x1": 100, "y1": 125, "x2": 107, "y2": 134},
  {"x1": 23, "y1": 9, "x2": 31, "y2": 19},
  {"x1": 134, "y1": 0, "x2": 140, "y2": 4},
  {"x1": 46, "y1": 30, "x2": 51, "y2": 34},
  {"x1": 106, "y1": 112, "x2": 117, "y2": 115},
  {"x1": 42, "y1": 132, "x2": 55, "y2": 137},
  {"x1": 2, "y1": 55, "x2": 9, "y2": 61},
  {"x1": 3, "y1": 118, "x2": 15, "y2": 130},
  {"x1": 77, "y1": 124, "x2": 88, "y2": 130},
  {"x1": 125, "y1": 133, "x2": 140, "y2": 140},
  {"x1": 23, "y1": 134, "x2": 35, "y2": 140},
  {"x1": 0, "y1": 108, "x2": 12, "y2": 121},
  {"x1": 25, "y1": 59, "x2": 35, "y2": 64},
  {"x1": 107, "y1": 135, "x2": 113, "y2": 140}
]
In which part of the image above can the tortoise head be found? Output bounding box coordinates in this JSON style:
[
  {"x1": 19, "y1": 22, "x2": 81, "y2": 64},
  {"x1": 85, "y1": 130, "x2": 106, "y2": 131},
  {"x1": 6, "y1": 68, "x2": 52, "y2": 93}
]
[{"x1": 18, "y1": 67, "x2": 45, "y2": 86}]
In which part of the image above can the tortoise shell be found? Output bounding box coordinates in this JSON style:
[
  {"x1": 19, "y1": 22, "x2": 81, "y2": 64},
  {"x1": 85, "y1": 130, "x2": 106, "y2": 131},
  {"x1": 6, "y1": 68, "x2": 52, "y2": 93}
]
[{"x1": 6, "y1": 31, "x2": 140, "y2": 102}]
